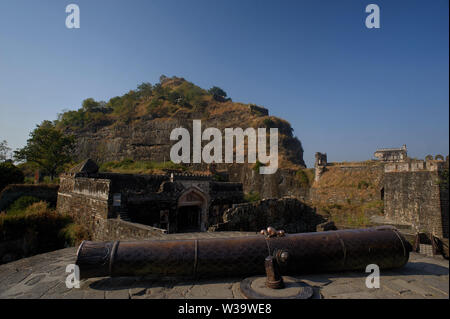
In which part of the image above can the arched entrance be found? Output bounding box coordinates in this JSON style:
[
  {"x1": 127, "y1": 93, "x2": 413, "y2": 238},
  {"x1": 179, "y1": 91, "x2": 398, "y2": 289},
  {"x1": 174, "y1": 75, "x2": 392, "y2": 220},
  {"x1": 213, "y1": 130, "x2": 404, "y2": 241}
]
[{"x1": 177, "y1": 187, "x2": 208, "y2": 232}]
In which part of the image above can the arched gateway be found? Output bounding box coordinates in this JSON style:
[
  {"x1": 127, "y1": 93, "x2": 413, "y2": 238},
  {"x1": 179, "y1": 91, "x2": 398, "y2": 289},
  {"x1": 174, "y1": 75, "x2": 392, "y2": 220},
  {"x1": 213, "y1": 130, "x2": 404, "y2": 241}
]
[{"x1": 176, "y1": 187, "x2": 209, "y2": 232}]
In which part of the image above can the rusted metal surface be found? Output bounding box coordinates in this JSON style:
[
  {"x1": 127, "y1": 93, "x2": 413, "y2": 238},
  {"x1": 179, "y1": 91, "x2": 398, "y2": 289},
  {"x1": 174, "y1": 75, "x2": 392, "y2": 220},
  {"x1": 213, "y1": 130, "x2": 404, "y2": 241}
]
[
  {"x1": 76, "y1": 226, "x2": 411, "y2": 279},
  {"x1": 264, "y1": 256, "x2": 284, "y2": 289}
]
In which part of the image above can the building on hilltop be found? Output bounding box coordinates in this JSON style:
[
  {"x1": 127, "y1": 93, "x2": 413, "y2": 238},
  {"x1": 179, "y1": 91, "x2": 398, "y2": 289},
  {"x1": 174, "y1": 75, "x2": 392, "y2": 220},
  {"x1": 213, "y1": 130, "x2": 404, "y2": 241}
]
[{"x1": 374, "y1": 145, "x2": 407, "y2": 162}]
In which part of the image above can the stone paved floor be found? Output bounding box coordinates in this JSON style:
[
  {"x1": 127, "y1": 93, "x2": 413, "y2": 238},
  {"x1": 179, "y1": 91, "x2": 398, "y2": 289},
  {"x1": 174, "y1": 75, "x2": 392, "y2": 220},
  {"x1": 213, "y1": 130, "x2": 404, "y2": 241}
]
[{"x1": 0, "y1": 244, "x2": 448, "y2": 299}]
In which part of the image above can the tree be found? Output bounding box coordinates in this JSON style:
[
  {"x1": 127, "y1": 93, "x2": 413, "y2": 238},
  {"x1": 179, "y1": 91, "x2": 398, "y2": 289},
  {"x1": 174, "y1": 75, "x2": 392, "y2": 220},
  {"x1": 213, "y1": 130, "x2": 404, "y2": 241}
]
[
  {"x1": 14, "y1": 121, "x2": 75, "y2": 180},
  {"x1": 137, "y1": 82, "x2": 153, "y2": 98},
  {"x1": 208, "y1": 86, "x2": 228, "y2": 101},
  {"x1": 0, "y1": 140, "x2": 11, "y2": 162},
  {"x1": 82, "y1": 98, "x2": 100, "y2": 112},
  {"x1": 113, "y1": 97, "x2": 135, "y2": 123},
  {"x1": 159, "y1": 74, "x2": 168, "y2": 83},
  {"x1": 0, "y1": 162, "x2": 24, "y2": 191}
]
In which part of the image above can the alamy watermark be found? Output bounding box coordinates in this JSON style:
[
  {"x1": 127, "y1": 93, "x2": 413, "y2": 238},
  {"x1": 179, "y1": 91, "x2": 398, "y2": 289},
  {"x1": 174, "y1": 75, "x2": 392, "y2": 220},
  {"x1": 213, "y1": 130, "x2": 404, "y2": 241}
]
[
  {"x1": 365, "y1": 4, "x2": 380, "y2": 29},
  {"x1": 64, "y1": 4, "x2": 381, "y2": 30},
  {"x1": 66, "y1": 264, "x2": 80, "y2": 288},
  {"x1": 65, "y1": 4, "x2": 80, "y2": 29},
  {"x1": 365, "y1": 264, "x2": 380, "y2": 288},
  {"x1": 170, "y1": 120, "x2": 278, "y2": 174}
]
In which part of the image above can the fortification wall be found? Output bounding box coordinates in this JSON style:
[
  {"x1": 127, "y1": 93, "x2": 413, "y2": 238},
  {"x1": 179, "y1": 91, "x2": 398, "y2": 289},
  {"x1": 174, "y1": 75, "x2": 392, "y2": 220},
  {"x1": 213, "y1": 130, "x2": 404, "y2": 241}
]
[
  {"x1": 213, "y1": 197, "x2": 323, "y2": 233},
  {"x1": 384, "y1": 170, "x2": 447, "y2": 238},
  {"x1": 92, "y1": 219, "x2": 167, "y2": 241},
  {"x1": 227, "y1": 165, "x2": 310, "y2": 201},
  {"x1": 57, "y1": 176, "x2": 111, "y2": 239}
]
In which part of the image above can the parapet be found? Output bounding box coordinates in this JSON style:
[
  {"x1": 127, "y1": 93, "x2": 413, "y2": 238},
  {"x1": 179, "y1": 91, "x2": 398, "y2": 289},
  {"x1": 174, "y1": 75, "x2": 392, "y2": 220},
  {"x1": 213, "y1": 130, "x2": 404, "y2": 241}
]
[{"x1": 384, "y1": 157, "x2": 448, "y2": 173}]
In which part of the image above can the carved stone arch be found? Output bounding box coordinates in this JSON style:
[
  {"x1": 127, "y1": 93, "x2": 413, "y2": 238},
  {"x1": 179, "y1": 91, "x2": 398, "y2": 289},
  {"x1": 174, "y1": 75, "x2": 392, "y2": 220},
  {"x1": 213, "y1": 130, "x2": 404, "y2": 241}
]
[
  {"x1": 435, "y1": 154, "x2": 444, "y2": 161},
  {"x1": 176, "y1": 186, "x2": 209, "y2": 232},
  {"x1": 425, "y1": 155, "x2": 433, "y2": 161}
]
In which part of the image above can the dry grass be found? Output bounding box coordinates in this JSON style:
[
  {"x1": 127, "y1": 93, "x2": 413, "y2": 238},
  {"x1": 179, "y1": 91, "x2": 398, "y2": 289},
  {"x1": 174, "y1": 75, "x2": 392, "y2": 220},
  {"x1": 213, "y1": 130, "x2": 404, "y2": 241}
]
[
  {"x1": 316, "y1": 201, "x2": 383, "y2": 228},
  {"x1": 312, "y1": 166, "x2": 382, "y2": 189}
]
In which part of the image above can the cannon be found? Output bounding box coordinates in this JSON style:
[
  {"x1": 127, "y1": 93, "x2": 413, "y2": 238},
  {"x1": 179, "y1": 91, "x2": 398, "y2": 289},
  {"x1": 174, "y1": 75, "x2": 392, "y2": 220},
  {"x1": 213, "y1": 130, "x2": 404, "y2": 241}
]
[{"x1": 76, "y1": 226, "x2": 412, "y2": 280}]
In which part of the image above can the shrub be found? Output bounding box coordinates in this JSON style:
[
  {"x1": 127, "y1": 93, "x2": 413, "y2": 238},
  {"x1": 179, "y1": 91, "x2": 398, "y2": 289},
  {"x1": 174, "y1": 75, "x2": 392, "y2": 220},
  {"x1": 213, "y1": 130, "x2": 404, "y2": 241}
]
[
  {"x1": 263, "y1": 118, "x2": 274, "y2": 128},
  {"x1": 208, "y1": 86, "x2": 227, "y2": 101},
  {"x1": 296, "y1": 169, "x2": 312, "y2": 187},
  {"x1": 0, "y1": 201, "x2": 89, "y2": 258},
  {"x1": 59, "y1": 223, "x2": 89, "y2": 246},
  {"x1": 0, "y1": 202, "x2": 69, "y2": 243},
  {"x1": 137, "y1": 82, "x2": 153, "y2": 98},
  {"x1": 0, "y1": 162, "x2": 24, "y2": 191},
  {"x1": 253, "y1": 161, "x2": 265, "y2": 172},
  {"x1": 6, "y1": 196, "x2": 42, "y2": 216},
  {"x1": 244, "y1": 191, "x2": 260, "y2": 203}
]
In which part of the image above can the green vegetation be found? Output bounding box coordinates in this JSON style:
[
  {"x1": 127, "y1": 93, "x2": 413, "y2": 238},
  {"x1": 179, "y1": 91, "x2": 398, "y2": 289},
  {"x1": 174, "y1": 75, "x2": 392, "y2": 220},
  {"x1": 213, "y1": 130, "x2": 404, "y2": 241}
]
[
  {"x1": 59, "y1": 223, "x2": 89, "y2": 247},
  {"x1": 6, "y1": 196, "x2": 42, "y2": 216},
  {"x1": 357, "y1": 180, "x2": 370, "y2": 189},
  {"x1": 296, "y1": 169, "x2": 314, "y2": 188},
  {"x1": 56, "y1": 98, "x2": 112, "y2": 129},
  {"x1": 252, "y1": 160, "x2": 265, "y2": 172},
  {"x1": 54, "y1": 76, "x2": 218, "y2": 130},
  {"x1": 361, "y1": 200, "x2": 384, "y2": 215},
  {"x1": 99, "y1": 159, "x2": 186, "y2": 174},
  {"x1": 14, "y1": 121, "x2": 75, "y2": 180},
  {"x1": 244, "y1": 191, "x2": 261, "y2": 203},
  {"x1": 316, "y1": 199, "x2": 383, "y2": 229},
  {"x1": 0, "y1": 140, "x2": 11, "y2": 161},
  {"x1": 0, "y1": 201, "x2": 89, "y2": 256},
  {"x1": 318, "y1": 203, "x2": 372, "y2": 228},
  {"x1": 263, "y1": 118, "x2": 274, "y2": 127},
  {"x1": 0, "y1": 162, "x2": 25, "y2": 191},
  {"x1": 261, "y1": 117, "x2": 294, "y2": 136},
  {"x1": 208, "y1": 86, "x2": 228, "y2": 102}
]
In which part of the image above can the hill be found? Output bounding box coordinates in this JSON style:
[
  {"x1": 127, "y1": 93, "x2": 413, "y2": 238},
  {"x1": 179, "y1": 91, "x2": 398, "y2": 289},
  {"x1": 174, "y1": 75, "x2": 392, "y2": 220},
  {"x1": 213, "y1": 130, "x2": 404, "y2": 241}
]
[{"x1": 55, "y1": 76, "x2": 306, "y2": 169}]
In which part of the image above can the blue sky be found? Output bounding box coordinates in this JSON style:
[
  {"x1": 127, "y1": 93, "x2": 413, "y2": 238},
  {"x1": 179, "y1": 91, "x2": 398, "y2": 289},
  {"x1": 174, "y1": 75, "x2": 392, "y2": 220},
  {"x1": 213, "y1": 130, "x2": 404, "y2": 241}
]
[{"x1": 0, "y1": 0, "x2": 448, "y2": 167}]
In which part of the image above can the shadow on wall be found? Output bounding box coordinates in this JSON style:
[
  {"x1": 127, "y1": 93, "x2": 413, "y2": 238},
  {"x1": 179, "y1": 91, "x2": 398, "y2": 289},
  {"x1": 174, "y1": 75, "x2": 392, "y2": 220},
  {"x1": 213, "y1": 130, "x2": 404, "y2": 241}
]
[{"x1": 211, "y1": 197, "x2": 325, "y2": 233}]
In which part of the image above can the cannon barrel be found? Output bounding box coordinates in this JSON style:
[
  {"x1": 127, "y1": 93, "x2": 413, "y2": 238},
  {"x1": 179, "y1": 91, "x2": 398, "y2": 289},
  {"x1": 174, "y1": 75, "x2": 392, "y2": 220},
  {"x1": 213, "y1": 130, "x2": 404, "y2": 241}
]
[{"x1": 76, "y1": 226, "x2": 411, "y2": 279}]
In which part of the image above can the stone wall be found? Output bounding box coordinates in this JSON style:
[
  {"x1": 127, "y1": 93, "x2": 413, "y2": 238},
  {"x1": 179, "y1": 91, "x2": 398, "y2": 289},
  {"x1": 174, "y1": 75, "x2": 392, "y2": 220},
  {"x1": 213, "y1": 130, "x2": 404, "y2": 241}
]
[
  {"x1": 57, "y1": 176, "x2": 111, "y2": 238},
  {"x1": 92, "y1": 219, "x2": 167, "y2": 241},
  {"x1": 57, "y1": 167, "x2": 246, "y2": 239},
  {"x1": 227, "y1": 165, "x2": 310, "y2": 200},
  {"x1": 212, "y1": 197, "x2": 324, "y2": 233},
  {"x1": 438, "y1": 169, "x2": 449, "y2": 238},
  {"x1": 0, "y1": 184, "x2": 59, "y2": 211},
  {"x1": 384, "y1": 170, "x2": 448, "y2": 238}
]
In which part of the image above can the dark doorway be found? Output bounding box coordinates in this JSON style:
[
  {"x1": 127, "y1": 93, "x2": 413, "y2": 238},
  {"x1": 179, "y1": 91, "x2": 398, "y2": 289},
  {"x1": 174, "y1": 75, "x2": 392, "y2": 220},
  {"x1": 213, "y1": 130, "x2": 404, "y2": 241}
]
[
  {"x1": 177, "y1": 205, "x2": 201, "y2": 232},
  {"x1": 380, "y1": 187, "x2": 385, "y2": 201}
]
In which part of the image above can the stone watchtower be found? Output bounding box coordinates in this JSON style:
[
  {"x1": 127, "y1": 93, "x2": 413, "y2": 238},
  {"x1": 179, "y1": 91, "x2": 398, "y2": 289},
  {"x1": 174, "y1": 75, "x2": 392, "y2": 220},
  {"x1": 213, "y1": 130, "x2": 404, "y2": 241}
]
[{"x1": 314, "y1": 152, "x2": 327, "y2": 182}]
